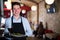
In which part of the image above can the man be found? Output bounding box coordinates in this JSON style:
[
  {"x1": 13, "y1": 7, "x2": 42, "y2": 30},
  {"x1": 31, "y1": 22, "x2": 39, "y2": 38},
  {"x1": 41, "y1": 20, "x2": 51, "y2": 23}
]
[{"x1": 5, "y1": 2, "x2": 33, "y2": 40}]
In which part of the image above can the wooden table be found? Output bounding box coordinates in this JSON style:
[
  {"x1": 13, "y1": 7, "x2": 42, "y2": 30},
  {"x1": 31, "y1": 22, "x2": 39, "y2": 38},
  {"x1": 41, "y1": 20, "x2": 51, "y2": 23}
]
[
  {"x1": 0, "y1": 36, "x2": 43, "y2": 40},
  {"x1": 27, "y1": 37, "x2": 43, "y2": 40}
]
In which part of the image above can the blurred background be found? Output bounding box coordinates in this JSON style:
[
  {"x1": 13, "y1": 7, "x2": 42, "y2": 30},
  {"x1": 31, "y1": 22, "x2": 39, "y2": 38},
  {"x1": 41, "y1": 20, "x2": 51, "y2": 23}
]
[{"x1": 0, "y1": 0, "x2": 60, "y2": 40}]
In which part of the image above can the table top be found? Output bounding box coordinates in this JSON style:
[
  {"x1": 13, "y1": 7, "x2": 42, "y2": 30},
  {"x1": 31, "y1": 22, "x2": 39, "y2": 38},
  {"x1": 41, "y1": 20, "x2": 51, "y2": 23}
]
[{"x1": 0, "y1": 36, "x2": 42, "y2": 40}]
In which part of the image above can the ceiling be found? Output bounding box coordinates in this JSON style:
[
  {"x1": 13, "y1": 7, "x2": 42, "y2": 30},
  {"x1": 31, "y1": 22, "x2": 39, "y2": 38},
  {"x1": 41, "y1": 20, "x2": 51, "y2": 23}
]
[
  {"x1": 27, "y1": 0, "x2": 43, "y2": 3},
  {"x1": 33, "y1": 0, "x2": 43, "y2": 3},
  {"x1": 11, "y1": 0, "x2": 43, "y2": 7}
]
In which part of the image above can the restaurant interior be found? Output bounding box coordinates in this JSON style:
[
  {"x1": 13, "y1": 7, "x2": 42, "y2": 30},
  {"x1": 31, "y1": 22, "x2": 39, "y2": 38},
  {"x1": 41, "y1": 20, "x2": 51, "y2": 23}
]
[{"x1": 0, "y1": 0, "x2": 60, "y2": 40}]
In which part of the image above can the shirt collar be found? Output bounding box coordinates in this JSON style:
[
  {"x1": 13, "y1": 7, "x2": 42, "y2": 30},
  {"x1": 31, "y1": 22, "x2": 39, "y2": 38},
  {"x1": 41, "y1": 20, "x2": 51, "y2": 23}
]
[{"x1": 13, "y1": 16, "x2": 21, "y2": 20}]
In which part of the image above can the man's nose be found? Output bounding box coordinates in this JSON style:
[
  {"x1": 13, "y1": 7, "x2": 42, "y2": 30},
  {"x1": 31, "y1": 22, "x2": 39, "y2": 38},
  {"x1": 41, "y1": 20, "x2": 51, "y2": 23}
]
[{"x1": 15, "y1": 9, "x2": 18, "y2": 11}]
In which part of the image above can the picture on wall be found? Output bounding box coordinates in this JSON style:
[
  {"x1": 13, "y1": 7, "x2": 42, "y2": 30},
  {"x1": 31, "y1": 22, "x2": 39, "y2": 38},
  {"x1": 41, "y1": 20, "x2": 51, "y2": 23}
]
[{"x1": 45, "y1": 3, "x2": 56, "y2": 13}]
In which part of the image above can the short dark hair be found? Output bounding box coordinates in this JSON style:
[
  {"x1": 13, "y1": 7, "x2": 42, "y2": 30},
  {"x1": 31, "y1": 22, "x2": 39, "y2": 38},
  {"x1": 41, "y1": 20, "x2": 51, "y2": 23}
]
[{"x1": 11, "y1": 2, "x2": 21, "y2": 9}]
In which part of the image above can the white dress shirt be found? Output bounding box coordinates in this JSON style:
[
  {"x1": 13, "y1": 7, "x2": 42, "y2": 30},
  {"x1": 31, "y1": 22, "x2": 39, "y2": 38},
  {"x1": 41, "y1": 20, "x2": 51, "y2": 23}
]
[{"x1": 4, "y1": 16, "x2": 33, "y2": 36}]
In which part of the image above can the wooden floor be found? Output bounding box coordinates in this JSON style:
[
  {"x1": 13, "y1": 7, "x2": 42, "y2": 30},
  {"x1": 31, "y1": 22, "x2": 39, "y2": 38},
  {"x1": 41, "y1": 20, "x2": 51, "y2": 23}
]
[{"x1": 27, "y1": 37, "x2": 43, "y2": 40}]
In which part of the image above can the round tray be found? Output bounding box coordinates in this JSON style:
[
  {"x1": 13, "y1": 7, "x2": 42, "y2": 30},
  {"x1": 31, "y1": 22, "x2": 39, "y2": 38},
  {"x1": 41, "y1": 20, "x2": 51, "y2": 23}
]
[{"x1": 10, "y1": 33, "x2": 26, "y2": 37}]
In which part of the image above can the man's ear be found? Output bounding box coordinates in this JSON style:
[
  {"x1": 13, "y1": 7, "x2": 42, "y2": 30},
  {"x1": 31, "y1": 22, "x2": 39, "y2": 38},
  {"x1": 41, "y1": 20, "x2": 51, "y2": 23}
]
[{"x1": 12, "y1": 9, "x2": 13, "y2": 12}]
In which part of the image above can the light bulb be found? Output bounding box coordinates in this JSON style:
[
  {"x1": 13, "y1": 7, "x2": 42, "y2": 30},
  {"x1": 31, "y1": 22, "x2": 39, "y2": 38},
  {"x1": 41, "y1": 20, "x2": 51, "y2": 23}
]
[
  {"x1": 45, "y1": 0, "x2": 55, "y2": 4},
  {"x1": 31, "y1": 6, "x2": 37, "y2": 11},
  {"x1": 22, "y1": 10, "x2": 26, "y2": 14}
]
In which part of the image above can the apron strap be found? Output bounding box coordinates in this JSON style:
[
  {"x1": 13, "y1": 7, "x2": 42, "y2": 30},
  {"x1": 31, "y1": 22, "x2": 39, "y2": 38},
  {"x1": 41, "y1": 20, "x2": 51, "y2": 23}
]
[
  {"x1": 21, "y1": 16, "x2": 22, "y2": 23},
  {"x1": 11, "y1": 16, "x2": 13, "y2": 27},
  {"x1": 11, "y1": 16, "x2": 22, "y2": 27}
]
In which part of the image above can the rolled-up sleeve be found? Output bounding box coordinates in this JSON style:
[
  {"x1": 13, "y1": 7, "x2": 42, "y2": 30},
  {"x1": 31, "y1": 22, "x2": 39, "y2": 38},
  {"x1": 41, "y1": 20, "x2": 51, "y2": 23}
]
[
  {"x1": 4, "y1": 18, "x2": 11, "y2": 33},
  {"x1": 23, "y1": 18, "x2": 33, "y2": 36}
]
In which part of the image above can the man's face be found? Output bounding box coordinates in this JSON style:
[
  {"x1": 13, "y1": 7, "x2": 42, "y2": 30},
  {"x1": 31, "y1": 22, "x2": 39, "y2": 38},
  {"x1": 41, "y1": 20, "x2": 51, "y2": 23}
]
[{"x1": 13, "y1": 5, "x2": 21, "y2": 16}]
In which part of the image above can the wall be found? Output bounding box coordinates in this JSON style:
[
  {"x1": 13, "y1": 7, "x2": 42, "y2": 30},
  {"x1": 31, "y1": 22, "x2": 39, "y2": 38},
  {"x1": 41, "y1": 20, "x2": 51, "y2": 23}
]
[
  {"x1": 27, "y1": 10, "x2": 37, "y2": 30},
  {"x1": 39, "y1": 0, "x2": 60, "y2": 34}
]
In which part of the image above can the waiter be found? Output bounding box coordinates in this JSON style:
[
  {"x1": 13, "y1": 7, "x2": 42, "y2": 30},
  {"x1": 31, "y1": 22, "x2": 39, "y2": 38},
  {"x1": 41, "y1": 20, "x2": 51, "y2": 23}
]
[{"x1": 4, "y1": 2, "x2": 33, "y2": 40}]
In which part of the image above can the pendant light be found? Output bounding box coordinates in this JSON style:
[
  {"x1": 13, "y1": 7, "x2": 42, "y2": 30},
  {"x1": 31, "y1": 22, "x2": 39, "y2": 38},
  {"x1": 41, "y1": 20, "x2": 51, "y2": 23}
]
[{"x1": 45, "y1": 0, "x2": 55, "y2": 4}]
